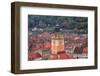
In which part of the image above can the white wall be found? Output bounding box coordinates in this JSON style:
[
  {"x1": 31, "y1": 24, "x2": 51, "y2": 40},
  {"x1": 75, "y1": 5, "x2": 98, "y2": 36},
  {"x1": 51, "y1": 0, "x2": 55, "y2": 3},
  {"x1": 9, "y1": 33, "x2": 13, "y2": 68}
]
[{"x1": 0, "y1": 0, "x2": 100, "y2": 76}]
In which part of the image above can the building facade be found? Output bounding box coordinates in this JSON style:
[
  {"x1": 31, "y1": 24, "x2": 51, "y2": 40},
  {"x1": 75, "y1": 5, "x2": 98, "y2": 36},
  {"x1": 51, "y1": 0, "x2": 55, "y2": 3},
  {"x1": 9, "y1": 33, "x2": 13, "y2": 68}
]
[{"x1": 51, "y1": 25, "x2": 65, "y2": 55}]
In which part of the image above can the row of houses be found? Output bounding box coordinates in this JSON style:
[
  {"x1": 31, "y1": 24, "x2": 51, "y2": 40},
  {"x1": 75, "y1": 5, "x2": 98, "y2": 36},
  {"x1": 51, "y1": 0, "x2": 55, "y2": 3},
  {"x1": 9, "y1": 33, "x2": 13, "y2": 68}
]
[{"x1": 28, "y1": 32, "x2": 88, "y2": 60}]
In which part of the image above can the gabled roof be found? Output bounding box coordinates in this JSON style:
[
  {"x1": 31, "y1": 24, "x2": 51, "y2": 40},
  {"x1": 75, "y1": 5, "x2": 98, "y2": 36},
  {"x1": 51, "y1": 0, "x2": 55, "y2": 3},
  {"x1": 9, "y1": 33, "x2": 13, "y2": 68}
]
[{"x1": 28, "y1": 52, "x2": 42, "y2": 60}]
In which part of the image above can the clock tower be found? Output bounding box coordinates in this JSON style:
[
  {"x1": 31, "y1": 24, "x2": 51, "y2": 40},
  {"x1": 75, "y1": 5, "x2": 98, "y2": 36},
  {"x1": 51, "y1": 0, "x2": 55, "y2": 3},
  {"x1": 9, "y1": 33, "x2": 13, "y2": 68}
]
[{"x1": 51, "y1": 24, "x2": 64, "y2": 55}]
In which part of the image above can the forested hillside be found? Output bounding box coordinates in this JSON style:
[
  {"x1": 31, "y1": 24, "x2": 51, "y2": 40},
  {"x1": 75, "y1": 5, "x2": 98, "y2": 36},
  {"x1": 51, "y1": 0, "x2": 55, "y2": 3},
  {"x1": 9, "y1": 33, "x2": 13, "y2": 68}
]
[{"x1": 28, "y1": 15, "x2": 88, "y2": 32}]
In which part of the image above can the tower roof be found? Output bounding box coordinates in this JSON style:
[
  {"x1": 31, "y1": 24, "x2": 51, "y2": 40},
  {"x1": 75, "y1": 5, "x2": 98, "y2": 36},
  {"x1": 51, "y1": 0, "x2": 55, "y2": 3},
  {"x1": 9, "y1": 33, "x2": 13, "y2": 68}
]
[{"x1": 54, "y1": 24, "x2": 61, "y2": 32}]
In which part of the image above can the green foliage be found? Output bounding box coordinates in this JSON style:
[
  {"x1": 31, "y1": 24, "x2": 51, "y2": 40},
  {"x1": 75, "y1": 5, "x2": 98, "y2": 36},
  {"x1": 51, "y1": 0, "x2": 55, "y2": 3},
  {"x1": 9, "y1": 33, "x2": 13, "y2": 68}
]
[{"x1": 28, "y1": 15, "x2": 88, "y2": 32}]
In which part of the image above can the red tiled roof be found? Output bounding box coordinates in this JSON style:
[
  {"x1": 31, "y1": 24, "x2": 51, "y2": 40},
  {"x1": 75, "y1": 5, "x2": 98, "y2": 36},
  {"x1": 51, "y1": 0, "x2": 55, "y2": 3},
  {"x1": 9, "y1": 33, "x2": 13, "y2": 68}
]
[
  {"x1": 50, "y1": 52, "x2": 73, "y2": 60},
  {"x1": 49, "y1": 54, "x2": 58, "y2": 60},
  {"x1": 28, "y1": 52, "x2": 42, "y2": 60},
  {"x1": 44, "y1": 43, "x2": 51, "y2": 49},
  {"x1": 83, "y1": 47, "x2": 88, "y2": 53},
  {"x1": 57, "y1": 51, "x2": 65, "y2": 54},
  {"x1": 58, "y1": 52, "x2": 73, "y2": 59}
]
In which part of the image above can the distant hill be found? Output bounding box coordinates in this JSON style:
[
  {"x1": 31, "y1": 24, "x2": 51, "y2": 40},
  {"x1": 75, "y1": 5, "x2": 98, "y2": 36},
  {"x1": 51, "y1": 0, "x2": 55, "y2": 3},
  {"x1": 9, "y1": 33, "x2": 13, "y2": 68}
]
[{"x1": 28, "y1": 15, "x2": 88, "y2": 33}]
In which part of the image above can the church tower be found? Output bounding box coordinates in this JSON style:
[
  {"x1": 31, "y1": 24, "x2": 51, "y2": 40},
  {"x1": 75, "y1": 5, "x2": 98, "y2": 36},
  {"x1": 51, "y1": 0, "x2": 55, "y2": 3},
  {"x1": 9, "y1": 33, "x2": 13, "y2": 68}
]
[{"x1": 51, "y1": 24, "x2": 64, "y2": 55}]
